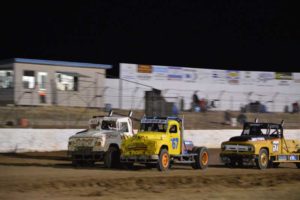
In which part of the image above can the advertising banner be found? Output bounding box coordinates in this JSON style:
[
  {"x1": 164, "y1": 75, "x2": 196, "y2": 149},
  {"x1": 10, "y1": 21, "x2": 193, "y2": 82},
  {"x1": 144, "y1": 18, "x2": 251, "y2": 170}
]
[
  {"x1": 152, "y1": 65, "x2": 168, "y2": 81},
  {"x1": 293, "y1": 73, "x2": 300, "y2": 83},
  {"x1": 120, "y1": 63, "x2": 137, "y2": 80},
  {"x1": 183, "y1": 68, "x2": 198, "y2": 82},
  {"x1": 275, "y1": 72, "x2": 292, "y2": 80},
  {"x1": 275, "y1": 72, "x2": 293, "y2": 86},
  {"x1": 137, "y1": 64, "x2": 152, "y2": 81},
  {"x1": 256, "y1": 72, "x2": 275, "y2": 87},
  {"x1": 211, "y1": 69, "x2": 226, "y2": 84},
  {"x1": 167, "y1": 66, "x2": 183, "y2": 81},
  {"x1": 226, "y1": 70, "x2": 240, "y2": 85},
  {"x1": 240, "y1": 71, "x2": 254, "y2": 85}
]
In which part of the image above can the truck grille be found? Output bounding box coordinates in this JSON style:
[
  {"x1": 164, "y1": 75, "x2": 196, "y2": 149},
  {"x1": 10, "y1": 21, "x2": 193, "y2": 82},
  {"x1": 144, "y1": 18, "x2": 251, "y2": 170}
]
[
  {"x1": 224, "y1": 144, "x2": 251, "y2": 152},
  {"x1": 128, "y1": 144, "x2": 147, "y2": 151},
  {"x1": 75, "y1": 138, "x2": 95, "y2": 146},
  {"x1": 75, "y1": 146, "x2": 93, "y2": 152}
]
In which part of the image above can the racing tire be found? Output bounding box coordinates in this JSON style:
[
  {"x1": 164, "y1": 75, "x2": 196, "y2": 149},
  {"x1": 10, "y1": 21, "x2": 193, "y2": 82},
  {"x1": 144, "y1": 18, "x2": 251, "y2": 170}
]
[
  {"x1": 104, "y1": 146, "x2": 120, "y2": 168},
  {"x1": 157, "y1": 149, "x2": 170, "y2": 171},
  {"x1": 296, "y1": 163, "x2": 300, "y2": 169},
  {"x1": 256, "y1": 149, "x2": 269, "y2": 170},
  {"x1": 192, "y1": 147, "x2": 209, "y2": 170}
]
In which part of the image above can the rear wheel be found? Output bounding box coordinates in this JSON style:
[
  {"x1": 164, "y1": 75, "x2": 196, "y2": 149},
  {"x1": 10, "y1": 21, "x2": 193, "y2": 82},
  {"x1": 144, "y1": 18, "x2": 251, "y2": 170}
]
[
  {"x1": 192, "y1": 147, "x2": 209, "y2": 169},
  {"x1": 157, "y1": 149, "x2": 170, "y2": 171},
  {"x1": 256, "y1": 149, "x2": 269, "y2": 170},
  {"x1": 296, "y1": 163, "x2": 300, "y2": 169},
  {"x1": 104, "y1": 146, "x2": 120, "y2": 168}
]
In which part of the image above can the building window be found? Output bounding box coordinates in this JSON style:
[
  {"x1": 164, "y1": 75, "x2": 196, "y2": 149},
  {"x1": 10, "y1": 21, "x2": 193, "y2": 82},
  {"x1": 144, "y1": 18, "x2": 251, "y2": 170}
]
[
  {"x1": 37, "y1": 72, "x2": 47, "y2": 90},
  {"x1": 22, "y1": 70, "x2": 35, "y2": 89},
  {"x1": 0, "y1": 70, "x2": 13, "y2": 88},
  {"x1": 56, "y1": 72, "x2": 78, "y2": 91}
]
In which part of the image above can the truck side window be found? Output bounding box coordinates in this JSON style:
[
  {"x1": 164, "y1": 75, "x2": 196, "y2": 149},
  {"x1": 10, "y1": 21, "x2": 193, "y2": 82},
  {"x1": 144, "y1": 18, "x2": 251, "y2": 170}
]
[
  {"x1": 169, "y1": 125, "x2": 177, "y2": 133},
  {"x1": 121, "y1": 122, "x2": 129, "y2": 132}
]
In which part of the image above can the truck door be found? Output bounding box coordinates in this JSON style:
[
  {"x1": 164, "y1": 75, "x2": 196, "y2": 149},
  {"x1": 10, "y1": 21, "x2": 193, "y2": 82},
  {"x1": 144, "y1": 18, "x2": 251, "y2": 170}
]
[
  {"x1": 119, "y1": 120, "x2": 131, "y2": 140},
  {"x1": 168, "y1": 123, "x2": 181, "y2": 155},
  {"x1": 269, "y1": 127, "x2": 282, "y2": 155}
]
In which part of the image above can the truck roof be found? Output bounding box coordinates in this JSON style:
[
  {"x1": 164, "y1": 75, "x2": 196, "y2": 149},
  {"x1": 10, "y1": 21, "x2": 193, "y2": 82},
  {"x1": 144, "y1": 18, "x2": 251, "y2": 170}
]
[
  {"x1": 141, "y1": 116, "x2": 182, "y2": 123},
  {"x1": 244, "y1": 122, "x2": 283, "y2": 129},
  {"x1": 103, "y1": 116, "x2": 130, "y2": 121}
]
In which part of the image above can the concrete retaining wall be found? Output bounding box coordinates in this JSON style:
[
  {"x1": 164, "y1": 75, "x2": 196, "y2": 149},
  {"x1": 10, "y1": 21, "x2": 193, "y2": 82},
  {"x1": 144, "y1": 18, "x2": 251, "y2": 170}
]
[{"x1": 0, "y1": 129, "x2": 299, "y2": 152}]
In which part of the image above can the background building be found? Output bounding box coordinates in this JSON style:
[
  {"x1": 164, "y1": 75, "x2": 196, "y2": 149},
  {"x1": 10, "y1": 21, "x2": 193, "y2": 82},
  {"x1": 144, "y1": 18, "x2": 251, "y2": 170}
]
[{"x1": 0, "y1": 58, "x2": 111, "y2": 107}]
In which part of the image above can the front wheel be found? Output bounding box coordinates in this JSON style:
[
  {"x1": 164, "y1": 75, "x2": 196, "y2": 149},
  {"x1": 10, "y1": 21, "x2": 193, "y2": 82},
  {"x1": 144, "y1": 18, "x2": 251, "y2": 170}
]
[
  {"x1": 256, "y1": 149, "x2": 269, "y2": 170},
  {"x1": 104, "y1": 146, "x2": 120, "y2": 168},
  {"x1": 157, "y1": 149, "x2": 170, "y2": 171},
  {"x1": 192, "y1": 147, "x2": 209, "y2": 169}
]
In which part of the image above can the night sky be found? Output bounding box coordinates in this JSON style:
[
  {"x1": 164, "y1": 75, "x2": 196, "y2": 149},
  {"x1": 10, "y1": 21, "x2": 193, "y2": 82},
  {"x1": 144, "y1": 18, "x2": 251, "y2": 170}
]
[{"x1": 0, "y1": 0, "x2": 299, "y2": 76}]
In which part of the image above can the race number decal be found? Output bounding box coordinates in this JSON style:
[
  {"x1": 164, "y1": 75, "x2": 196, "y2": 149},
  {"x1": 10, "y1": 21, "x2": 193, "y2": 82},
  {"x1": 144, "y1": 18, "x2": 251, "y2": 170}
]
[
  {"x1": 171, "y1": 138, "x2": 179, "y2": 149},
  {"x1": 272, "y1": 141, "x2": 279, "y2": 152}
]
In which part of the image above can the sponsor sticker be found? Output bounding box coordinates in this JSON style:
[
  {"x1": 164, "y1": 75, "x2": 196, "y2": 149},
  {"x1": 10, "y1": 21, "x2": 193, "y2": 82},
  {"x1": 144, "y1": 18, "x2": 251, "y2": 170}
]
[
  {"x1": 272, "y1": 141, "x2": 279, "y2": 152},
  {"x1": 171, "y1": 138, "x2": 179, "y2": 149},
  {"x1": 289, "y1": 155, "x2": 298, "y2": 161},
  {"x1": 278, "y1": 155, "x2": 287, "y2": 161}
]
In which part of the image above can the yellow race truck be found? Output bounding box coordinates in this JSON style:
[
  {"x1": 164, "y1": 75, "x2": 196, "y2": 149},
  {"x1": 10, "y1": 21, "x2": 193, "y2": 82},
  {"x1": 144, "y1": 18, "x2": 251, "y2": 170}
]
[
  {"x1": 120, "y1": 116, "x2": 209, "y2": 171},
  {"x1": 220, "y1": 120, "x2": 300, "y2": 169}
]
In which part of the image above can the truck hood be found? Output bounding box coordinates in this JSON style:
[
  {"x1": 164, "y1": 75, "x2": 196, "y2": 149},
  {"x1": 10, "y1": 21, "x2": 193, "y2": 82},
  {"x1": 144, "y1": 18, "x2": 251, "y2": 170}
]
[
  {"x1": 133, "y1": 132, "x2": 166, "y2": 141},
  {"x1": 70, "y1": 129, "x2": 119, "y2": 139}
]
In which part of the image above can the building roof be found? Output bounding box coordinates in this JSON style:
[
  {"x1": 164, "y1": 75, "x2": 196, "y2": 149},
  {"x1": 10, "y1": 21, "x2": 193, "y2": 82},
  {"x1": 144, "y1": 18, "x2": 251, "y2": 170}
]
[{"x1": 0, "y1": 58, "x2": 112, "y2": 69}]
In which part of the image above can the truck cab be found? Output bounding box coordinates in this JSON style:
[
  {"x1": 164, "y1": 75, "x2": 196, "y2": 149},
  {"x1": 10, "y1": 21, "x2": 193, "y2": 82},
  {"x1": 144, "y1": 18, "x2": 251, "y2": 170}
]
[
  {"x1": 68, "y1": 111, "x2": 134, "y2": 168},
  {"x1": 121, "y1": 116, "x2": 209, "y2": 171}
]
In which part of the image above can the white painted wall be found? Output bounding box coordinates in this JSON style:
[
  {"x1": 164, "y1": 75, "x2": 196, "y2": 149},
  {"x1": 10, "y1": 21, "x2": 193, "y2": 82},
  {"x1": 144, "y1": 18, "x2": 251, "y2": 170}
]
[{"x1": 0, "y1": 129, "x2": 299, "y2": 152}]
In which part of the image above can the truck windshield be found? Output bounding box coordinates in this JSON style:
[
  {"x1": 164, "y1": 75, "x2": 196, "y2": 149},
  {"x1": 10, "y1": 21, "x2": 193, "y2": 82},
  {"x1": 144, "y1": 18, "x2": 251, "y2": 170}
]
[
  {"x1": 140, "y1": 123, "x2": 167, "y2": 133},
  {"x1": 242, "y1": 126, "x2": 268, "y2": 136},
  {"x1": 101, "y1": 120, "x2": 117, "y2": 130}
]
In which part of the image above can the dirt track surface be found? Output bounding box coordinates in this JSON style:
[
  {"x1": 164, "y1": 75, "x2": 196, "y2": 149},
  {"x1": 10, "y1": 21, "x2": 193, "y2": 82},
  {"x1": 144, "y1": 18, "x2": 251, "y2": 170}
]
[{"x1": 0, "y1": 149, "x2": 300, "y2": 200}]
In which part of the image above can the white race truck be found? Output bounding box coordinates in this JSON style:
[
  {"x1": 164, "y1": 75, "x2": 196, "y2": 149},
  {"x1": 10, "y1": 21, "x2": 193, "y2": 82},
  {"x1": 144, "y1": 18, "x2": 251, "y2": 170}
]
[{"x1": 68, "y1": 111, "x2": 134, "y2": 168}]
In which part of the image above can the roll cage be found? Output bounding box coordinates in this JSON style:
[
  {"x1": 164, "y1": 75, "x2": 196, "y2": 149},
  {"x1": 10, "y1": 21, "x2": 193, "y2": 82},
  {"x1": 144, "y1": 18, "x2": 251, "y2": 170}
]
[{"x1": 241, "y1": 122, "x2": 283, "y2": 138}]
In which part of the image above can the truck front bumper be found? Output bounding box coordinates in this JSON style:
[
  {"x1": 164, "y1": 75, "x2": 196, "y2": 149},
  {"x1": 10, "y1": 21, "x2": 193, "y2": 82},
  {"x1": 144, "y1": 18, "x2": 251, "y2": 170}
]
[
  {"x1": 220, "y1": 152, "x2": 257, "y2": 164},
  {"x1": 68, "y1": 150, "x2": 105, "y2": 161},
  {"x1": 120, "y1": 155, "x2": 159, "y2": 163}
]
